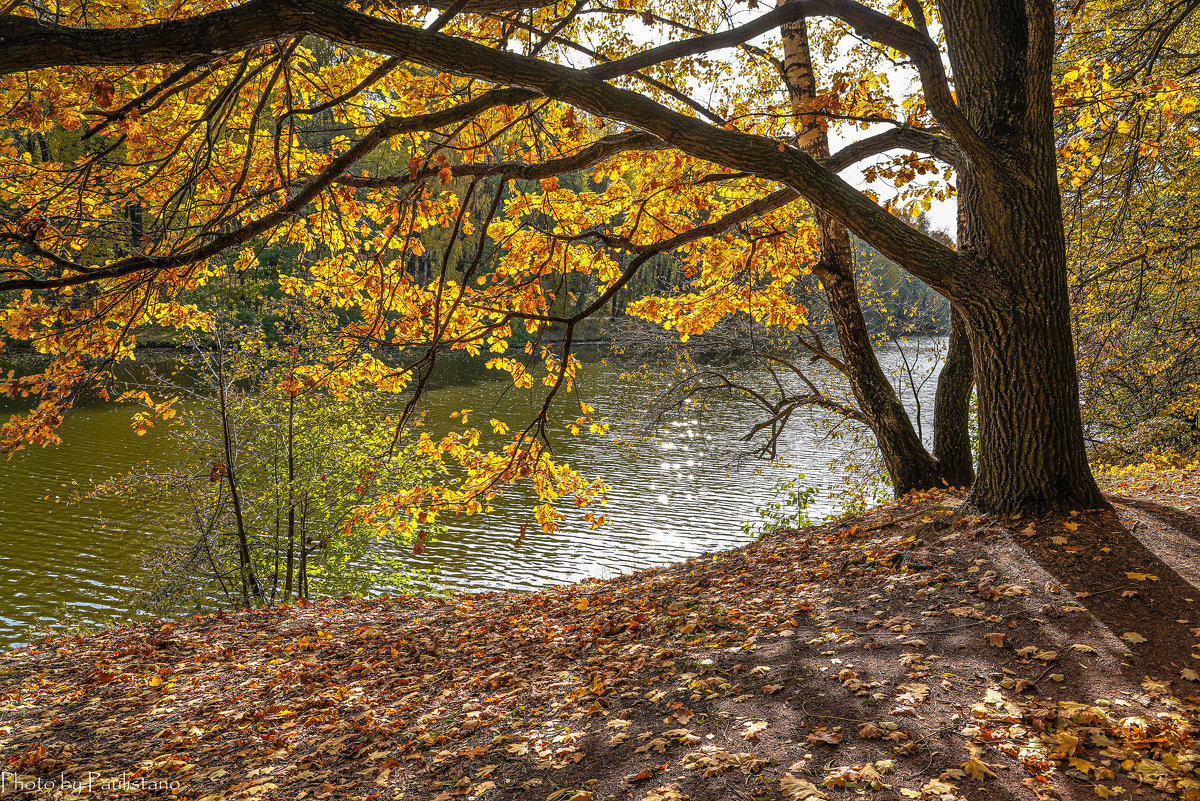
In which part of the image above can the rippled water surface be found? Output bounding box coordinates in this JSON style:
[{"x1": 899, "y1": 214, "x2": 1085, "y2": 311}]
[{"x1": 0, "y1": 343, "x2": 943, "y2": 644}]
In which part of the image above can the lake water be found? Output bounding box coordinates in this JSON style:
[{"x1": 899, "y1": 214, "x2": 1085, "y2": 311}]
[{"x1": 0, "y1": 340, "x2": 944, "y2": 645}]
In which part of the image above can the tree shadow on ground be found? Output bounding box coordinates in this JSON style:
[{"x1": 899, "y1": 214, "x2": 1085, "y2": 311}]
[{"x1": 1018, "y1": 500, "x2": 1200, "y2": 684}]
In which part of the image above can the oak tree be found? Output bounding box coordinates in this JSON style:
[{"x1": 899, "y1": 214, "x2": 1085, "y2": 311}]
[{"x1": 0, "y1": 0, "x2": 1108, "y2": 515}]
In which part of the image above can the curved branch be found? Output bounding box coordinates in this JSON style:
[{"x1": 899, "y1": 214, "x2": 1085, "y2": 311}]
[
  {"x1": 0, "y1": 0, "x2": 977, "y2": 296},
  {"x1": 803, "y1": 0, "x2": 998, "y2": 172},
  {"x1": 1, "y1": 0, "x2": 983, "y2": 170},
  {"x1": 0, "y1": 0, "x2": 557, "y2": 72},
  {"x1": 337, "y1": 129, "x2": 663, "y2": 188},
  {"x1": 825, "y1": 125, "x2": 965, "y2": 173},
  {"x1": 294, "y1": 3, "x2": 974, "y2": 295}
]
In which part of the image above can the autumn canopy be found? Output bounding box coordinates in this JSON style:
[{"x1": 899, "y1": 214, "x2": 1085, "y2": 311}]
[{"x1": 2, "y1": 0, "x2": 1177, "y2": 519}]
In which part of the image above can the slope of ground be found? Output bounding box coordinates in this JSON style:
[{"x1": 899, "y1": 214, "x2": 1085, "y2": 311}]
[{"x1": 5, "y1": 470, "x2": 1200, "y2": 801}]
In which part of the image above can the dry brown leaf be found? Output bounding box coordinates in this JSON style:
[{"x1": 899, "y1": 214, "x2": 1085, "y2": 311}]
[
  {"x1": 780, "y1": 773, "x2": 828, "y2": 800},
  {"x1": 805, "y1": 725, "x2": 843, "y2": 745},
  {"x1": 641, "y1": 784, "x2": 687, "y2": 801},
  {"x1": 858, "y1": 722, "x2": 886, "y2": 739},
  {"x1": 635, "y1": 737, "x2": 669, "y2": 754}
]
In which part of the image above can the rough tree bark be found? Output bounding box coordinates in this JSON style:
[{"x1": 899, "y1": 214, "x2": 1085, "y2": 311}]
[{"x1": 941, "y1": 0, "x2": 1106, "y2": 513}]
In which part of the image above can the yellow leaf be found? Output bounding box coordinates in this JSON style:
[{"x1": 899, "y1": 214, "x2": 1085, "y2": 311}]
[
  {"x1": 1070, "y1": 757, "x2": 1095, "y2": 775},
  {"x1": 1125, "y1": 572, "x2": 1159, "y2": 581}
]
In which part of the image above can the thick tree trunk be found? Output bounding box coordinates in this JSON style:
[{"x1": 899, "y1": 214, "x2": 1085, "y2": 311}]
[
  {"x1": 962, "y1": 284, "x2": 1102, "y2": 512},
  {"x1": 942, "y1": 0, "x2": 1107, "y2": 514},
  {"x1": 782, "y1": 11, "x2": 946, "y2": 495},
  {"x1": 932, "y1": 306, "x2": 975, "y2": 487}
]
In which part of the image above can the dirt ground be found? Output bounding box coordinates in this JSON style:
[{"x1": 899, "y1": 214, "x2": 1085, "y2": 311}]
[{"x1": 5, "y1": 468, "x2": 1200, "y2": 801}]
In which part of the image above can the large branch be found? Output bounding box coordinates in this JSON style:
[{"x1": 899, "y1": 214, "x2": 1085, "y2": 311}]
[
  {"x1": 0, "y1": 0, "x2": 796, "y2": 75},
  {"x1": 293, "y1": 2, "x2": 974, "y2": 295},
  {"x1": 0, "y1": 0, "x2": 282, "y2": 71},
  {"x1": 0, "y1": 0, "x2": 976, "y2": 295},
  {"x1": 0, "y1": 0, "x2": 993, "y2": 174},
  {"x1": 0, "y1": 0, "x2": 559, "y2": 73},
  {"x1": 826, "y1": 125, "x2": 966, "y2": 173},
  {"x1": 338, "y1": 131, "x2": 663, "y2": 189}
]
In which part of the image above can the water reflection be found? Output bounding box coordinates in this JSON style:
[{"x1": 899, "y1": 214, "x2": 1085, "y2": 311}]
[{"x1": 0, "y1": 341, "x2": 944, "y2": 644}]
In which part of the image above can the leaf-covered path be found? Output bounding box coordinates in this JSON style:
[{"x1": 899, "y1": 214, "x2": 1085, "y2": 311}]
[{"x1": 6, "y1": 471, "x2": 1200, "y2": 801}]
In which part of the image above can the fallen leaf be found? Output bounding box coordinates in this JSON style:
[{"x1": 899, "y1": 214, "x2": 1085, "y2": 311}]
[
  {"x1": 1070, "y1": 757, "x2": 1095, "y2": 775},
  {"x1": 641, "y1": 784, "x2": 687, "y2": 801},
  {"x1": 805, "y1": 725, "x2": 842, "y2": 745},
  {"x1": 663, "y1": 728, "x2": 700, "y2": 745},
  {"x1": 963, "y1": 757, "x2": 996, "y2": 780},
  {"x1": 896, "y1": 683, "x2": 928, "y2": 703},
  {"x1": 743, "y1": 721, "x2": 768, "y2": 741},
  {"x1": 858, "y1": 722, "x2": 886, "y2": 739},
  {"x1": 921, "y1": 777, "x2": 956, "y2": 795},
  {"x1": 635, "y1": 737, "x2": 668, "y2": 754},
  {"x1": 780, "y1": 774, "x2": 828, "y2": 800}
]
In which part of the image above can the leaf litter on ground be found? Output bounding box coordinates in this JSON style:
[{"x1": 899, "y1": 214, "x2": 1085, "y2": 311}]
[{"x1": 6, "y1": 470, "x2": 1200, "y2": 800}]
